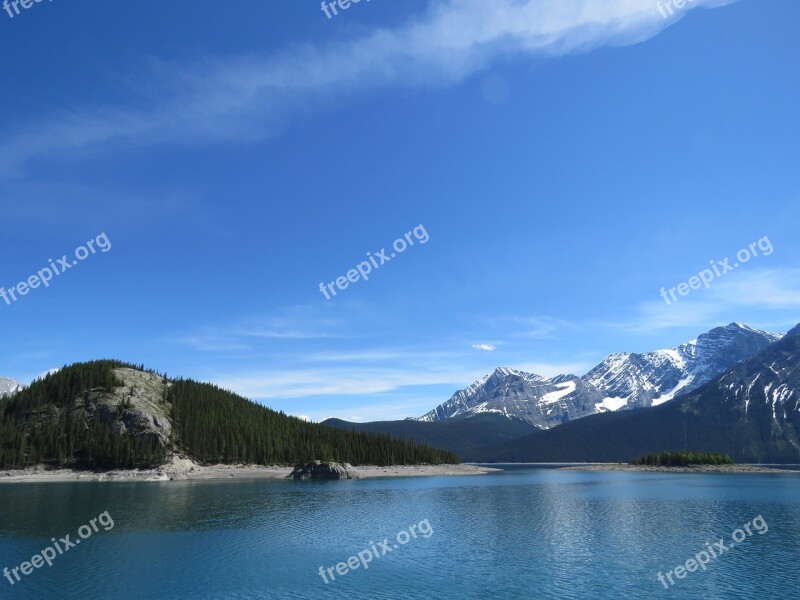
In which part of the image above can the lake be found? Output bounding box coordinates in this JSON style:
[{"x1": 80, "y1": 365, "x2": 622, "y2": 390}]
[{"x1": 1, "y1": 465, "x2": 798, "y2": 599}]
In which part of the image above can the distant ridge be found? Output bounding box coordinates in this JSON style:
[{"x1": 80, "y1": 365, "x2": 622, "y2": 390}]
[{"x1": 323, "y1": 413, "x2": 538, "y2": 459}]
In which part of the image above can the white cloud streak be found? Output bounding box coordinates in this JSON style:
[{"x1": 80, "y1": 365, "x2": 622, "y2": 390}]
[
  {"x1": 0, "y1": 0, "x2": 739, "y2": 176},
  {"x1": 174, "y1": 305, "x2": 350, "y2": 351},
  {"x1": 471, "y1": 343, "x2": 496, "y2": 351},
  {"x1": 619, "y1": 268, "x2": 800, "y2": 333},
  {"x1": 211, "y1": 366, "x2": 490, "y2": 400}
]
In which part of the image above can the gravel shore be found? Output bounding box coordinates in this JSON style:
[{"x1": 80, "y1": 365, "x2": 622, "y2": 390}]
[{"x1": 0, "y1": 459, "x2": 499, "y2": 483}]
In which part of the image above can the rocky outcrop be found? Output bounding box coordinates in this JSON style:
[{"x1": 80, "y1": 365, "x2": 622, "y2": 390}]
[
  {"x1": 71, "y1": 368, "x2": 173, "y2": 449},
  {"x1": 289, "y1": 461, "x2": 360, "y2": 480}
]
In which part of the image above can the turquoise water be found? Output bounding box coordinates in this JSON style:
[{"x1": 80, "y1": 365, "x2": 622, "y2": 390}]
[{"x1": 1, "y1": 465, "x2": 799, "y2": 599}]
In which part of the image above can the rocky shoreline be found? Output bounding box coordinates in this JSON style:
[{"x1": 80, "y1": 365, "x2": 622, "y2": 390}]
[
  {"x1": 560, "y1": 463, "x2": 800, "y2": 473},
  {"x1": 0, "y1": 457, "x2": 499, "y2": 483}
]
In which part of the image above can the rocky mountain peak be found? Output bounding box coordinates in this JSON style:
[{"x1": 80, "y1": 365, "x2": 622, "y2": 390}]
[{"x1": 0, "y1": 376, "x2": 24, "y2": 398}]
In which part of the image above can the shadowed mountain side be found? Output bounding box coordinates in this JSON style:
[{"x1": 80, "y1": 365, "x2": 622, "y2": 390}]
[{"x1": 323, "y1": 413, "x2": 539, "y2": 461}]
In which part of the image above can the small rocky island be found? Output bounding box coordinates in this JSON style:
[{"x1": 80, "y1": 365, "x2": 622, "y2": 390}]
[{"x1": 289, "y1": 461, "x2": 361, "y2": 480}]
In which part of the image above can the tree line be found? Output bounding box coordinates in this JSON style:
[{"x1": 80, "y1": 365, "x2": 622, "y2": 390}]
[
  {"x1": 168, "y1": 378, "x2": 458, "y2": 466},
  {"x1": 629, "y1": 451, "x2": 734, "y2": 466}
]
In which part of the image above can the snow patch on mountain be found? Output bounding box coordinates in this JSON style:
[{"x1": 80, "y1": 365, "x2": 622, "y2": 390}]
[
  {"x1": 651, "y1": 375, "x2": 694, "y2": 406},
  {"x1": 594, "y1": 397, "x2": 627, "y2": 412},
  {"x1": 540, "y1": 381, "x2": 576, "y2": 405}
]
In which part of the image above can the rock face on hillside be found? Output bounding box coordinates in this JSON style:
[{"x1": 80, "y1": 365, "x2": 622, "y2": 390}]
[
  {"x1": 77, "y1": 368, "x2": 173, "y2": 448},
  {"x1": 289, "y1": 461, "x2": 360, "y2": 480}
]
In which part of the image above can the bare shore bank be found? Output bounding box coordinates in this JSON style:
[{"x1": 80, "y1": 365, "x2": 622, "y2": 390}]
[
  {"x1": 560, "y1": 463, "x2": 799, "y2": 474},
  {"x1": 0, "y1": 459, "x2": 499, "y2": 484}
]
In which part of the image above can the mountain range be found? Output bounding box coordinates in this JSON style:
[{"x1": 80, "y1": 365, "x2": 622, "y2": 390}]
[
  {"x1": 482, "y1": 322, "x2": 800, "y2": 463},
  {"x1": 325, "y1": 322, "x2": 800, "y2": 463},
  {"x1": 5, "y1": 321, "x2": 798, "y2": 468},
  {"x1": 417, "y1": 323, "x2": 782, "y2": 429}
]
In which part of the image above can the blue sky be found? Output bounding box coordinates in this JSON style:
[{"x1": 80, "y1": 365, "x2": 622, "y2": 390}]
[{"x1": 1, "y1": 0, "x2": 798, "y2": 421}]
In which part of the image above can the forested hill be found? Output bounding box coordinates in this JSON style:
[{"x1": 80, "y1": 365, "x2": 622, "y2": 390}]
[{"x1": 0, "y1": 360, "x2": 459, "y2": 470}]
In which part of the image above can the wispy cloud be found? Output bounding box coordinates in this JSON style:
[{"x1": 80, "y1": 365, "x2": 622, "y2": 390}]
[
  {"x1": 471, "y1": 343, "x2": 496, "y2": 351},
  {"x1": 0, "y1": 0, "x2": 739, "y2": 177},
  {"x1": 211, "y1": 365, "x2": 489, "y2": 399},
  {"x1": 173, "y1": 265, "x2": 798, "y2": 403},
  {"x1": 174, "y1": 305, "x2": 350, "y2": 351},
  {"x1": 305, "y1": 349, "x2": 457, "y2": 363},
  {"x1": 480, "y1": 315, "x2": 573, "y2": 339},
  {"x1": 175, "y1": 336, "x2": 253, "y2": 352},
  {"x1": 617, "y1": 268, "x2": 800, "y2": 333}
]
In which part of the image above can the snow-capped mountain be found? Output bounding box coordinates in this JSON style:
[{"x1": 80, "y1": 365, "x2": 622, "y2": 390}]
[
  {"x1": 0, "y1": 376, "x2": 24, "y2": 398},
  {"x1": 583, "y1": 322, "x2": 783, "y2": 411},
  {"x1": 418, "y1": 368, "x2": 602, "y2": 429},
  {"x1": 418, "y1": 323, "x2": 783, "y2": 429},
  {"x1": 485, "y1": 322, "x2": 800, "y2": 464}
]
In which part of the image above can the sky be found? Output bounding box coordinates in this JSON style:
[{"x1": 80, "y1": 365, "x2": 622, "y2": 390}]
[{"x1": 1, "y1": 0, "x2": 798, "y2": 422}]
